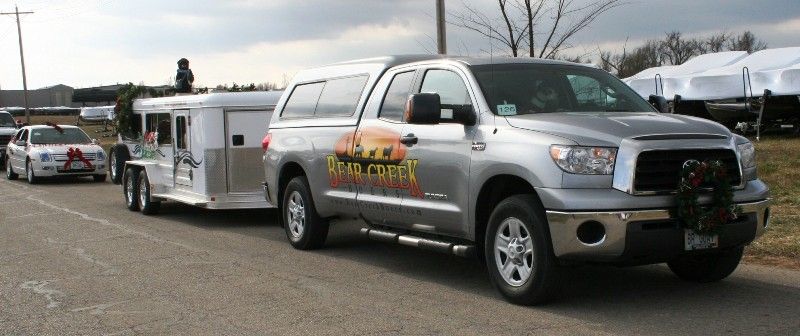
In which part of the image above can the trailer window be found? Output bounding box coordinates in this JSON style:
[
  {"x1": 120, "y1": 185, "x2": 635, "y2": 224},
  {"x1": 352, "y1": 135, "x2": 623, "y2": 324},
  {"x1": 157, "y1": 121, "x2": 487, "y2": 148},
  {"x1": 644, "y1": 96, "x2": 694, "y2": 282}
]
[
  {"x1": 281, "y1": 82, "x2": 324, "y2": 118},
  {"x1": 315, "y1": 75, "x2": 368, "y2": 117},
  {"x1": 175, "y1": 116, "x2": 187, "y2": 149},
  {"x1": 145, "y1": 113, "x2": 172, "y2": 145}
]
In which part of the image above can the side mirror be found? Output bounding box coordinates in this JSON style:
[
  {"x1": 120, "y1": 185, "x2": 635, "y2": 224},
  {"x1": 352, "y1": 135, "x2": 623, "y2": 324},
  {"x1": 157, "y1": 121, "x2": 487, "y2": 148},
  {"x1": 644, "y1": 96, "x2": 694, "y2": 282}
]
[
  {"x1": 15, "y1": 140, "x2": 26, "y2": 146},
  {"x1": 404, "y1": 93, "x2": 441, "y2": 125},
  {"x1": 648, "y1": 95, "x2": 669, "y2": 113},
  {"x1": 92, "y1": 139, "x2": 100, "y2": 145}
]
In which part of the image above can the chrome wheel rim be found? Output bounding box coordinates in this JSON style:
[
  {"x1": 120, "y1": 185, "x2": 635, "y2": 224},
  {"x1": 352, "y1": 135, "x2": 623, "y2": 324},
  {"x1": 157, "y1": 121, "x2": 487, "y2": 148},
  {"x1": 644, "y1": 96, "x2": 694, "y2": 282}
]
[
  {"x1": 286, "y1": 191, "x2": 305, "y2": 239},
  {"x1": 6, "y1": 162, "x2": 11, "y2": 177},
  {"x1": 27, "y1": 162, "x2": 33, "y2": 182},
  {"x1": 110, "y1": 155, "x2": 117, "y2": 179},
  {"x1": 125, "y1": 174, "x2": 134, "y2": 206},
  {"x1": 494, "y1": 217, "x2": 535, "y2": 287},
  {"x1": 139, "y1": 176, "x2": 147, "y2": 207}
]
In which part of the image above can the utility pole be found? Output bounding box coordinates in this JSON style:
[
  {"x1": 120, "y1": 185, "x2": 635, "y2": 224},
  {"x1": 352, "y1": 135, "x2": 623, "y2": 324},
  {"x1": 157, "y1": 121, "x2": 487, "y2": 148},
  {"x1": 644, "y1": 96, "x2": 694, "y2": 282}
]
[
  {"x1": 1, "y1": 6, "x2": 34, "y2": 125},
  {"x1": 436, "y1": 0, "x2": 446, "y2": 54}
]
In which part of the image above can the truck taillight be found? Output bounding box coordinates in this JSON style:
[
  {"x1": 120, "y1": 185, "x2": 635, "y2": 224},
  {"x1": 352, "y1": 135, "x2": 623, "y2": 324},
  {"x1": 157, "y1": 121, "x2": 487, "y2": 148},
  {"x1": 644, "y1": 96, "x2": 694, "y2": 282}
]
[{"x1": 261, "y1": 133, "x2": 272, "y2": 152}]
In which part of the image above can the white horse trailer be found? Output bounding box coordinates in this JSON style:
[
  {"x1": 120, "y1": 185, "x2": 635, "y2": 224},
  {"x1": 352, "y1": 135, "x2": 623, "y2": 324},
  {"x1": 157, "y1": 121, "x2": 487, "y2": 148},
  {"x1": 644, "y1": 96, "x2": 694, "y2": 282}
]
[{"x1": 108, "y1": 91, "x2": 282, "y2": 214}]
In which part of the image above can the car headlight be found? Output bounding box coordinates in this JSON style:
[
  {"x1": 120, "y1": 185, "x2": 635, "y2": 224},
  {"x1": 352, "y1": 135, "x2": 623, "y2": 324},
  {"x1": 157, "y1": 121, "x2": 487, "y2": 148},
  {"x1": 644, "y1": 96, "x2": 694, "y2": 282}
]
[
  {"x1": 97, "y1": 150, "x2": 106, "y2": 161},
  {"x1": 737, "y1": 142, "x2": 755, "y2": 169},
  {"x1": 39, "y1": 152, "x2": 53, "y2": 162},
  {"x1": 550, "y1": 145, "x2": 617, "y2": 175}
]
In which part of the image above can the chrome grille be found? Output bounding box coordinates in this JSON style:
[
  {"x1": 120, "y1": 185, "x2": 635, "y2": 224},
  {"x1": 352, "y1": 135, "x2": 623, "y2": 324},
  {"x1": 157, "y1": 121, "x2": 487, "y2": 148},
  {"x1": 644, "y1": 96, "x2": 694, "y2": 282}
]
[
  {"x1": 52, "y1": 152, "x2": 98, "y2": 161},
  {"x1": 634, "y1": 149, "x2": 741, "y2": 193}
]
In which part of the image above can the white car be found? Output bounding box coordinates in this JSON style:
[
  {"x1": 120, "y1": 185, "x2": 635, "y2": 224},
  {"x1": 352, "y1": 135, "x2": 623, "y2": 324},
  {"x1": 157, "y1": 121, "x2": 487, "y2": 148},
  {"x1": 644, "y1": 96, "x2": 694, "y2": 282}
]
[{"x1": 5, "y1": 125, "x2": 107, "y2": 184}]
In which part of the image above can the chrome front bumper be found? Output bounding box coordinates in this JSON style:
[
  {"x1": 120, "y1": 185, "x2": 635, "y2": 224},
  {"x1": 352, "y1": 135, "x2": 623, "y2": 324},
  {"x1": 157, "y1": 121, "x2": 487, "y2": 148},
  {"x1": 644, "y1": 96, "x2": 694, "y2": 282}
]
[{"x1": 546, "y1": 199, "x2": 771, "y2": 260}]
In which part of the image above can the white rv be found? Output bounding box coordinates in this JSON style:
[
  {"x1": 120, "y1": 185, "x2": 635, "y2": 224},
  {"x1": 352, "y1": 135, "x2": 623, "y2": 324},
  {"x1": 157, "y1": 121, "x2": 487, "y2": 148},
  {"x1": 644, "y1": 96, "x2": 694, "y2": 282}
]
[{"x1": 109, "y1": 91, "x2": 282, "y2": 214}]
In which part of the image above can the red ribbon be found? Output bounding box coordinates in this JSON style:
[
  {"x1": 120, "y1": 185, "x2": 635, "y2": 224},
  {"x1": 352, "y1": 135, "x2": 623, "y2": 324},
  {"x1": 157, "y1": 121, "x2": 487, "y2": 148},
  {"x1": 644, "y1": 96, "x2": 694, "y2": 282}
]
[{"x1": 63, "y1": 147, "x2": 94, "y2": 170}]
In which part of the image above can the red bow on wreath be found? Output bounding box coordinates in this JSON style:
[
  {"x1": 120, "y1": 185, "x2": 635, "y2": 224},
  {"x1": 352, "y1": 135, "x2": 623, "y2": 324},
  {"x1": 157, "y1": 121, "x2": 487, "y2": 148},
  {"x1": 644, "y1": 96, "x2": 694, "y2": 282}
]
[{"x1": 63, "y1": 147, "x2": 94, "y2": 170}]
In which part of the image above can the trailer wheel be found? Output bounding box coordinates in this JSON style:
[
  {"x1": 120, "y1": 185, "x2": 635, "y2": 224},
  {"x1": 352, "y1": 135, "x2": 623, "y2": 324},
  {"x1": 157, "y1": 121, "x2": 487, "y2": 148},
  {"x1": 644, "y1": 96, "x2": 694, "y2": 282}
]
[
  {"x1": 109, "y1": 144, "x2": 130, "y2": 185},
  {"x1": 124, "y1": 167, "x2": 140, "y2": 211},
  {"x1": 282, "y1": 176, "x2": 329, "y2": 250},
  {"x1": 485, "y1": 194, "x2": 561, "y2": 305},
  {"x1": 667, "y1": 247, "x2": 743, "y2": 283},
  {"x1": 138, "y1": 171, "x2": 160, "y2": 215}
]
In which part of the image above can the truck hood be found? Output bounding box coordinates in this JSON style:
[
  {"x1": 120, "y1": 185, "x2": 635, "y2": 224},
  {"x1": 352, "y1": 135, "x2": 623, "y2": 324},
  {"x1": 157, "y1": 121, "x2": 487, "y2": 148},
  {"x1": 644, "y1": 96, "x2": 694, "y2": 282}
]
[
  {"x1": 505, "y1": 112, "x2": 731, "y2": 146},
  {"x1": 31, "y1": 144, "x2": 102, "y2": 154},
  {"x1": 0, "y1": 127, "x2": 17, "y2": 136}
]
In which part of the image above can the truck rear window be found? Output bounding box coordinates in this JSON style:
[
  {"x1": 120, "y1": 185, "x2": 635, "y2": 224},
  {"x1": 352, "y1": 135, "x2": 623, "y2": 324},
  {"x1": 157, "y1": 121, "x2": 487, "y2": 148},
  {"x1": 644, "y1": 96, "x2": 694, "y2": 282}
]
[{"x1": 281, "y1": 75, "x2": 368, "y2": 118}]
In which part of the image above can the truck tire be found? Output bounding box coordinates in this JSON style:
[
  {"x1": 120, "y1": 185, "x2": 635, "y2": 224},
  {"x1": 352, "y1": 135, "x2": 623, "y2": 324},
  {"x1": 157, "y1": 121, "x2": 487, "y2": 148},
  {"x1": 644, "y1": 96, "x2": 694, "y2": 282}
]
[
  {"x1": 282, "y1": 176, "x2": 329, "y2": 250},
  {"x1": 26, "y1": 159, "x2": 40, "y2": 184},
  {"x1": 124, "y1": 167, "x2": 140, "y2": 211},
  {"x1": 485, "y1": 194, "x2": 561, "y2": 305},
  {"x1": 667, "y1": 247, "x2": 743, "y2": 283},
  {"x1": 137, "y1": 171, "x2": 161, "y2": 215},
  {"x1": 109, "y1": 144, "x2": 130, "y2": 185},
  {"x1": 6, "y1": 160, "x2": 18, "y2": 180}
]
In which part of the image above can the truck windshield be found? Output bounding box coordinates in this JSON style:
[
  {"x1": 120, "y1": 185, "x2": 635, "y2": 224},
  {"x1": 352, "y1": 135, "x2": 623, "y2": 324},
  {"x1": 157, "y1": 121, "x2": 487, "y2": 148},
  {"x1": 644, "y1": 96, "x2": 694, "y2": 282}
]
[
  {"x1": 471, "y1": 63, "x2": 655, "y2": 115},
  {"x1": 30, "y1": 128, "x2": 92, "y2": 144},
  {"x1": 0, "y1": 113, "x2": 14, "y2": 127}
]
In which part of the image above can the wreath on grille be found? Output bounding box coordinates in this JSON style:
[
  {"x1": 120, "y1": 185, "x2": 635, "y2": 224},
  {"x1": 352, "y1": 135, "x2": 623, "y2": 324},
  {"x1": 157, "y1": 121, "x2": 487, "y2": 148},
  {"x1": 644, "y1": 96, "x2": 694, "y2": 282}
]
[{"x1": 675, "y1": 160, "x2": 741, "y2": 235}]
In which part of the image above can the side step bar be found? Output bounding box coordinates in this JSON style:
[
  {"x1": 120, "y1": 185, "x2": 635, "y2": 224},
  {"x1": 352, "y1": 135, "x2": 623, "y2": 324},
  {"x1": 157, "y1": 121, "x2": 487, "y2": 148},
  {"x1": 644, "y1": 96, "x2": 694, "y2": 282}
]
[{"x1": 360, "y1": 228, "x2": 475, "y2": 257}]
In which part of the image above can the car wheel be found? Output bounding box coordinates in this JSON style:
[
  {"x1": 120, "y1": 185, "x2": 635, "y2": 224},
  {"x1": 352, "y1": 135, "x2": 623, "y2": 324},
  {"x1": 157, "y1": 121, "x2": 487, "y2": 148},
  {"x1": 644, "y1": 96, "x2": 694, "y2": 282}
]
[
  {"x1": 93, "y1": 174, "x2": 107, "y2": 182},
  {"x1": 485, "y1": 194, "x2": 561, "y2": 305},
  {"x1": 282, "y1": 176, "x2": 329, "y2": 250},
  {"x1": 124, "y1": 167, "x2": 140, "y2": 211},
  {"x1": 26, "y1": 159, "x2": 39, "y2": 184},
  {"x1": 667, "y1": 247, "x2": 744, "y2": 283},
  {"x1": 6, "y1": 160, "x2": 18, "y2": 180},
  {"x1": 109, "y1": 144, "x2": 130, "y2": 185},
  {"x1": 138, "y1": 171, "x2": 160, "y2": 215}
]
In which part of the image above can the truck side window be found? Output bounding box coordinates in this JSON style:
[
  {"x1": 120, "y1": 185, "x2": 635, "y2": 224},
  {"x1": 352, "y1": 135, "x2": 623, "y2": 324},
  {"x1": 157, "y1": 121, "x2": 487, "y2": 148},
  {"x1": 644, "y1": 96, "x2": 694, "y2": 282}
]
[
  {"x1": 420, "y1": 70, "x2": 471, "y2": 106},
  {"x1": 282, "y1": 82, "x2": 325, "y2": 118},
  {"x1": 315, "y1": 75, "x2": 368, "y2": 117},
  {"x1": 175, "y1": 116, "x2": 187, "y2": 149},
  {"x1": 379, "y1": 71, "x2": 415, "y2": 122}
]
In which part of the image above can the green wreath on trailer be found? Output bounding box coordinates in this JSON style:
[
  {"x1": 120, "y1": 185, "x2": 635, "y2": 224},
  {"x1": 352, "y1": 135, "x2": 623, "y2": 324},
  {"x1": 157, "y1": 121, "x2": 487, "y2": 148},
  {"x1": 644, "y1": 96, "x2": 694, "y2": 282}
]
[{"x1": 114, "y1": 83, "x2": 148, "y2": 140}]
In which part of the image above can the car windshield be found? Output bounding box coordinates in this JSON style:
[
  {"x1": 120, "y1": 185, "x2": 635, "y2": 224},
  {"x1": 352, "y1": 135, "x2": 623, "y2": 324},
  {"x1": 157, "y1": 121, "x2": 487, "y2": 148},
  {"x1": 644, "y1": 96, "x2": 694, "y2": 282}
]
[
  {"x1": 0, "y1": 113, "x2": 14, "y2": 127},
  {"x1": 471, "y1": 63, "x2": 655, "y2": 115},
  {"x1": 30, "y1": 127, "x2": 92, "y2": 144}
]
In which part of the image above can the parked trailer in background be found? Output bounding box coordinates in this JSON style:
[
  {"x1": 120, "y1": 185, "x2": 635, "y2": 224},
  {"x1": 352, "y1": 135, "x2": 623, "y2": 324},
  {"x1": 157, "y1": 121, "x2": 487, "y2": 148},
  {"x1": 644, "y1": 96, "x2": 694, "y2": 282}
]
[
  {"x1": 78, "y1": 105, "x2": 116, "y2": 125},
  {"x1": 108, "y1": 91, "x2": 282, "y2": 214}
]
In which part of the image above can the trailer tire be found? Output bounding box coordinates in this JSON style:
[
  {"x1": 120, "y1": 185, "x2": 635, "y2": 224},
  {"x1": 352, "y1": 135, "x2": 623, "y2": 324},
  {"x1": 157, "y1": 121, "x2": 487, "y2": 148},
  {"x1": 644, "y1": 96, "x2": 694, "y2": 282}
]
[
  {"x1": 109, "y1": 144, "x2": 130, "y2": 185},
  {"x1": 485, "y1": 194, "x2": 561, "y2": 305},
  {"x1": 124, "y1": 167, "x2": 140, "y2": 211},
  {"x1": 137, "y1": 171, "x2": 160, "y2": 215},
  {"x1": 667, "y1": 247, "x2": 743, "y2": 283},
  {"x1": 282, "y1": 176, "x2": 329, "y2": 250}
]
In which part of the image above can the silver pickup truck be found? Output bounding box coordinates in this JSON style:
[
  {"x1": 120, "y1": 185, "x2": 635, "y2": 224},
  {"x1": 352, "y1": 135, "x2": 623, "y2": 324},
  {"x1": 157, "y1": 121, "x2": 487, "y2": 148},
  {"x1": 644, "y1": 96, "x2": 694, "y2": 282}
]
[
  {"x1": 0, "y1": 111, "x2": 19, "y2": 167},
  {"x1": 263, "y1": 55, "x2": 770, "y2": 305}
]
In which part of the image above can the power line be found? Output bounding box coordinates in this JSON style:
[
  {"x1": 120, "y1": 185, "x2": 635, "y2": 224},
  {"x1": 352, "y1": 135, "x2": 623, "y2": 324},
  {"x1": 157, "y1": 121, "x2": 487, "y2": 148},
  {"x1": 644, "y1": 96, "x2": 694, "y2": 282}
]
[{"x1": 1, "y1": 5, "x2": 34, "y2": 124}]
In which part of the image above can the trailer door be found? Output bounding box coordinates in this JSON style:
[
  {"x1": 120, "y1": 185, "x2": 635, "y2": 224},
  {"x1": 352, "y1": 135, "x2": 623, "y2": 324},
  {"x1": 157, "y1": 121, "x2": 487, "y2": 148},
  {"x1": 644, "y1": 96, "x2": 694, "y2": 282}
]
[
  {"x1": 225, "y1": 109, "x2": 271, "y2": 193},
  {"x1": 173, "y1": 110, "x2": 193, "y2": 188}
]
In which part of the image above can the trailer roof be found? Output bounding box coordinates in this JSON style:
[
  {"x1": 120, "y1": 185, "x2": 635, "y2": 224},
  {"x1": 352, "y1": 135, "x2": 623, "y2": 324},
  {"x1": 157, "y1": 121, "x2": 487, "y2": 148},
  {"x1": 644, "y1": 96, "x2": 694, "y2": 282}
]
[{"x1": 133, "y1": 91, "x2": 284, "y2": 111}]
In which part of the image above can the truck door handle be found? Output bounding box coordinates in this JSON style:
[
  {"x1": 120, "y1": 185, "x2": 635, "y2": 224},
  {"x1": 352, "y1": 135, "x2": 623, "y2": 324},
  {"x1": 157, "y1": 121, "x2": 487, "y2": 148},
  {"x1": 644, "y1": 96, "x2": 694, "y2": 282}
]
[{"x1": 400, "y1": 134, "x2": 418, "y2": 146}]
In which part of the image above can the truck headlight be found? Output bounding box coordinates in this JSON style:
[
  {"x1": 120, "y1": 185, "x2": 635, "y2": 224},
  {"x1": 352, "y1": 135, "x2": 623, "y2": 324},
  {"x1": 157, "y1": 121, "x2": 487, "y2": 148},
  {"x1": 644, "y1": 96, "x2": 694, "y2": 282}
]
[
  {"x1": 737, "y1": 142, "x2": 755, "y2": 169},
  {"x1": 97, "y1": 150, "x2": 106, "y2": 161},
  {"x1": 39, "y1": 152, "x2": 53, "y2": 162},
  {"x1": 550, "y1": 145, "x2": 617, "y2": 175}
]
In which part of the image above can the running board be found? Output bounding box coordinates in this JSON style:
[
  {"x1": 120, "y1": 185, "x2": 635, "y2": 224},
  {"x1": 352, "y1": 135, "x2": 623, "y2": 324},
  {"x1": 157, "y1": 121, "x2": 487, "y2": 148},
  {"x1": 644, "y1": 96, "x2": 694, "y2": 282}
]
[{"x1": 360, "y1": 228, "x2": 475, "y2": 257}]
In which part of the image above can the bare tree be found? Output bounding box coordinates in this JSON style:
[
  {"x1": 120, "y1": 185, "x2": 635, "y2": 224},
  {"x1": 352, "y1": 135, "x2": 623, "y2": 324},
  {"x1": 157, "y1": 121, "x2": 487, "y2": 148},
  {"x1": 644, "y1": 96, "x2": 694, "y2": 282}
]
[
  {"x1": 659, "y1": 31, "x2": 703, "y2": 65},
  {"x1": 601, "y1": 39, "x2": 661, "y2": 78},
  {"x1": 703, "y1": 31, "x2": 730, "y2": 53},
  {"x1": 451, "y1": 0, "x2": 624, "y2": 58},
  {"x1": 728, "y1": 31, "x2": 767, "y2": 53}
]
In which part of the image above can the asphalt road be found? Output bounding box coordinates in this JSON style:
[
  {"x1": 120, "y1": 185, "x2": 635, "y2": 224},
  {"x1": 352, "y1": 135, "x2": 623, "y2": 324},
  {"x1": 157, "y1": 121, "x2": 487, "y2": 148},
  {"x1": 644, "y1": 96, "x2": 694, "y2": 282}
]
[{"x1": 1, "y1": 177, "x2": 798, "y2": 336}]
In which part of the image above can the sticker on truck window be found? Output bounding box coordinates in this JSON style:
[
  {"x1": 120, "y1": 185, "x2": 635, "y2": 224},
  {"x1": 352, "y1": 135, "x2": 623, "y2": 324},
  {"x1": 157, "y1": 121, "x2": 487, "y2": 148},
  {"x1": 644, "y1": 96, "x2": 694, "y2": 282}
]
[{"x1": 497, "y1": 103, "x2": 517, "y2": 116}]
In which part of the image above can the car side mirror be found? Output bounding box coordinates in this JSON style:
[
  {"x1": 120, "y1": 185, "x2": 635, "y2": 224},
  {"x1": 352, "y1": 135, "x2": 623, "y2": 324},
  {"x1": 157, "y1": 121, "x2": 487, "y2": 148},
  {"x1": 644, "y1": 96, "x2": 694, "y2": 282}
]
[
  {"x1": 404, "y1": 93, "x2": 441, "y2": 125},
  {"x1": 15, "y1": 140, "x2": 26, "y2": 146},
  {"x1": 648, "y1": 95, "x2": 669, "y2": 113},
  {"x1": 92, "y1": 139, "x2": 100, "y2": 145}
]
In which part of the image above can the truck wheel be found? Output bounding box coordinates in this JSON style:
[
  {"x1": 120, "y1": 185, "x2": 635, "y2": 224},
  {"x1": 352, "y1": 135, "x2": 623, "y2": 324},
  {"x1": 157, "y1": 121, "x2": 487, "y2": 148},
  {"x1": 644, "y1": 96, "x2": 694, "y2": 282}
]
[
  {"x1": 124, "y1": 167, "x2": 140, "y2": 211},
  {"x1": 282, "y1": 176, "x2": 329, "y2": 250},
  {"x1": 667, "y1": 247, "x2": 743, "y2": 283},
  {"x1": 6, "y1": 161, "x2": 18, "y2": 180},
  {"x1": 138, "y1": 171, "x2": 161, "y2": 215},
  {"x1": 485, "y1": 194, "x2": 561, "y2": 305},
  {"x1": 26, "y1": 159, "x2": 39, "y2": 184},
  {"x1": 109, "y1": 144, "x2": 130, "y2": 185}
]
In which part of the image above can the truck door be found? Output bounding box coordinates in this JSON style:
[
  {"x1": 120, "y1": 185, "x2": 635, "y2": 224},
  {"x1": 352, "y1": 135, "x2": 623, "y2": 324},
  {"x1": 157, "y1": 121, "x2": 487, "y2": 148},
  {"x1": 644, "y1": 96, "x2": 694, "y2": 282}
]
[
  {"x1": 173, "y1": 110, "x2": 192, "y2": 188},
  {"x1": 399, "y1": 67, "x2": 476, "y2": 237},
  {"x1": 225, "y1": 109, "x2": 271, "y2": 193}
]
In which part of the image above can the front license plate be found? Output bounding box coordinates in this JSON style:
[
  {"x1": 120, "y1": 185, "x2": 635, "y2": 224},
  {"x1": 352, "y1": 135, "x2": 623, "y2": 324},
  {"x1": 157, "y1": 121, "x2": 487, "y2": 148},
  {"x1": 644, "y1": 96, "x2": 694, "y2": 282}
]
[
  {"x1": 684, "y1": 229, "x2": 719, "y2": 251},
  {"x1": 70, "y1": 161, "x2": 84, "y2": 170}
]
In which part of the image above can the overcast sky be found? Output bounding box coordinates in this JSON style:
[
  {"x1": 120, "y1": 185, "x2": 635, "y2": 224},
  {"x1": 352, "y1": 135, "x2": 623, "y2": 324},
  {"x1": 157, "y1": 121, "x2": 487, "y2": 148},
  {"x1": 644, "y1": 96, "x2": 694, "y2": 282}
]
[{"x1": 0, "y1": 0, "x2": 797, "y2": 90}]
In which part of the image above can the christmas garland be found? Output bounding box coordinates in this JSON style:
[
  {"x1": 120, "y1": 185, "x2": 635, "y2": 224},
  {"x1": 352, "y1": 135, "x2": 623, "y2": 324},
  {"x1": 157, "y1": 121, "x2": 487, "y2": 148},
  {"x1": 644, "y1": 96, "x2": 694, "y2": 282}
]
[
  {"x1": 675, "y1": 160, "x2": 741, "y2": 235},
  {"x1": 114, "y1": 83, "x2": 148, "y2": 139}
]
